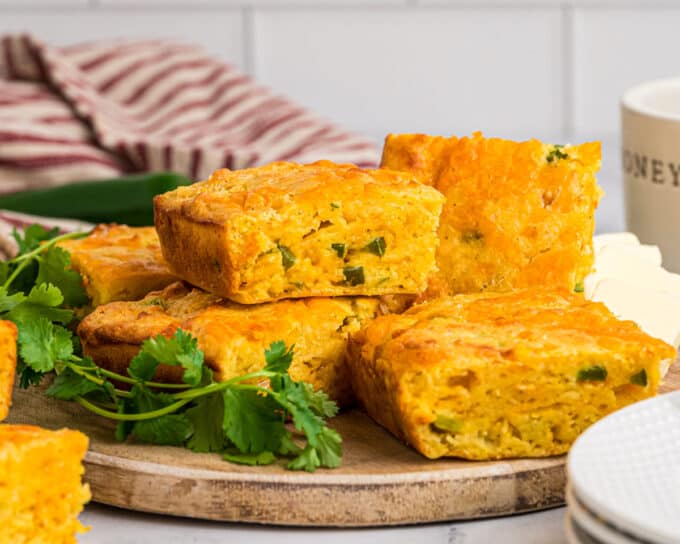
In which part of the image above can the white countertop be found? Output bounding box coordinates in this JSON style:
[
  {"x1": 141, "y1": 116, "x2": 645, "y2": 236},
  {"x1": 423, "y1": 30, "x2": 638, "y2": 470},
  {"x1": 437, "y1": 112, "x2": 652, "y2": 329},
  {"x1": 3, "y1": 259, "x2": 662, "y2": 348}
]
[
  {"x1": 77, "y1": 139, "x2": 623, "y2": 544},
  {"x1": 79, "y1": 504, "x2": 568, "y2": 544}
]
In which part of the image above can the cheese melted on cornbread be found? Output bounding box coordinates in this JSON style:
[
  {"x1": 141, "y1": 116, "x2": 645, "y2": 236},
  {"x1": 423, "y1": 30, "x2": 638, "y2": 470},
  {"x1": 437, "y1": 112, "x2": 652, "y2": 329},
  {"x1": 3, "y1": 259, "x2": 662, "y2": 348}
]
[
  {"x1": 57, "y1": 224, "x2": 178, "y2": 307},
  {"x1": 349, "y1": 289, "x2": 675, "y2": 460},
  {"x1": 153, "y1": 161, "x2": 444, "y2": 304},
  {"x1": 381, "y1": 132, "x2": 602, "y2": 297},
  {"x1": 0, "y1": 425, "x2": 90, "y2": 543},
  {"x1": 79, "y1": 282, "x2": 405, "y2": 406}
]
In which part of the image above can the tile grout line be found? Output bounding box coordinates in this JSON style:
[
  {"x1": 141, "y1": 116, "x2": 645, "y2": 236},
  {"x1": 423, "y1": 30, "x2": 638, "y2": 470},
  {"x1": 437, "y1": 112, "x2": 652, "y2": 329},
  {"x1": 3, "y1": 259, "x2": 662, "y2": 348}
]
[{"x1": 561, "y1": 2, "x2": 575, "y2": 143}]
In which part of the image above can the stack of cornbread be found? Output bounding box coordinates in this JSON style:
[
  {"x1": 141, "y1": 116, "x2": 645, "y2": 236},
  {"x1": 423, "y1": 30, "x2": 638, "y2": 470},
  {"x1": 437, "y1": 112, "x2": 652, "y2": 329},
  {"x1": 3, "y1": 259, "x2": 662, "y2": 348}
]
[
  {"x1": 54, "y1": 133, "x2": 678, "y2": 462},
  {"x1": 0, "y1": 321, "x2": 91, "y2": 544},
  {"x1": 77, "y1": 160, "x2": 445, "y2": 407}
]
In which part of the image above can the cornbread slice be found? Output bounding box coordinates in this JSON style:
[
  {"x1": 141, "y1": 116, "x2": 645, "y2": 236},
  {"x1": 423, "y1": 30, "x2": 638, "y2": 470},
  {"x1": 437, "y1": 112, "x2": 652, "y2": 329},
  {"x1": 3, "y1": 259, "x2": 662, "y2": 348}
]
[
  {"x1": 0, "y1": 424, "x2": 90, "y2": 544},
  {"x1": 57, "y1": 224, "x2": 178, "y2": 307},
  {"x1": 348, "y1": 289, "x2": 675, "y2": 460},
  {"x1": 0, "y1": 320, "x2": 17, "y2": 421},
  {"x1": 154, "y1": 161, "x2": 445, "y2": 304},
  {"x1": 381, "y1": 132, "x2": 602, "y2": 297},
  {"x1": 78, "y1": 282, "x2": 405, "y2": 406}
]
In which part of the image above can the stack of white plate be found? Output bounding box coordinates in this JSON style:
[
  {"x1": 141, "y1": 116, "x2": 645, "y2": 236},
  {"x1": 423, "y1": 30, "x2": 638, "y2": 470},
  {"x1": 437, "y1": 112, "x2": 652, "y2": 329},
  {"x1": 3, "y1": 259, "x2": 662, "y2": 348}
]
[{"x1": 566, "y1": 391, "x2": 680, "y2": 544}]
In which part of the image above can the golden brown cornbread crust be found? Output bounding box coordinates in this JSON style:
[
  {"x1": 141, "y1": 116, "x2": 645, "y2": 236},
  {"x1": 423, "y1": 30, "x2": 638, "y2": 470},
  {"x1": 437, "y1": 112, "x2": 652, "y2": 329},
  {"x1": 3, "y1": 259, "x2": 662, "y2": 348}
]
[
  {"x1": 0, "y1": 424, "x2": 90, "y2": 544},
  {"x1": 381, "y1": 132, "x2": 602, "y2": 297},
  {"x1": 57, "y1": 224, "x2": 178, "y2": 307},
  {"x1": 0, "y1": 320, "x2": 17, "y2": 421},
  {"x1": 79, "y1": 282, "x2": 405, "y2": 406},
  {"x1": 154, "y1": 161, "x2": 444, "y2": 304},
  {"x1": 349, "y1": 289, "x2": 675, "y2": 460}
]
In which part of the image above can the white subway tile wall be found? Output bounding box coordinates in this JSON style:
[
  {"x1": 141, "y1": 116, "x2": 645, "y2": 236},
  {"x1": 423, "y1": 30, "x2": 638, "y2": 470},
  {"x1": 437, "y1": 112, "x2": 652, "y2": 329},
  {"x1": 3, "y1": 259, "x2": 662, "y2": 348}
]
[
  {"x1": 1, "y1": 1, "x2": 671, "y2": 232},
  {"x1": 573, "y1": 7, "x2": 680, "y2": 137},
  {"x1": 0, "y1": 9, "x2": 245, "y2": 68},
  {"x1": 254, "y1": 8, "x2": 563, "y2": 143}
]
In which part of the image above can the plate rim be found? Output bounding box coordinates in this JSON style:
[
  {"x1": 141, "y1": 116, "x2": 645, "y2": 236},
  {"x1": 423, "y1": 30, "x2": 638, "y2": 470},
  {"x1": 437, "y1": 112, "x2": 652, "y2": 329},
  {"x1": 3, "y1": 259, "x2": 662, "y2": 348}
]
[
  {"x1": 568, "y1": 390, "x2": 680, "y2": 544},
  {"x1": 566, "y1": 484, "x2": 641, "y2": 544}
]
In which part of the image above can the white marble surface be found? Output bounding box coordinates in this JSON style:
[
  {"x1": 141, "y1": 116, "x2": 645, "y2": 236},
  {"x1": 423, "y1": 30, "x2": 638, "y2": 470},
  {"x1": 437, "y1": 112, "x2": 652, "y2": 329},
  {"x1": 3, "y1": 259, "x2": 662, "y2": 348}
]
[
  {"x1": 75, "y1": 138, "x2": 622, "y2": 543},
  {"x1": 79, "y1": 504, "x2": 568, "y2": 544}
]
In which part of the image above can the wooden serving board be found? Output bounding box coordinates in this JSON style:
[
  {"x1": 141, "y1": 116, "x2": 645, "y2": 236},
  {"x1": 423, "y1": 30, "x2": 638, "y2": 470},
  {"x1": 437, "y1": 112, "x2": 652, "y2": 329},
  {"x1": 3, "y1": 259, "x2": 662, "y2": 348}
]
[{"x1": 8, "y1": 364, "x2": 680, "y2": 527}]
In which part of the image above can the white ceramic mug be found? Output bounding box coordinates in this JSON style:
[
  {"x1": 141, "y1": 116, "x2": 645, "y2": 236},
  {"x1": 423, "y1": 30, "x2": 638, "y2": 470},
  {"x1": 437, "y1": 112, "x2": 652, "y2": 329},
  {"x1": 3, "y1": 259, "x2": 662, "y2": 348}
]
[{"x1": 622, "y1": 78, "x2": 680, "y2": 272}]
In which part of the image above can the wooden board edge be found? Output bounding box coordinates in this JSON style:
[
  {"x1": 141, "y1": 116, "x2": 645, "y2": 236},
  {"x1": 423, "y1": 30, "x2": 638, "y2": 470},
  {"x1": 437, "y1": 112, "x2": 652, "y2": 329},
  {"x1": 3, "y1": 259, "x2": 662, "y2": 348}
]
[{"x1": 83, "y1": 457, "x2": 566, "y2": 526}]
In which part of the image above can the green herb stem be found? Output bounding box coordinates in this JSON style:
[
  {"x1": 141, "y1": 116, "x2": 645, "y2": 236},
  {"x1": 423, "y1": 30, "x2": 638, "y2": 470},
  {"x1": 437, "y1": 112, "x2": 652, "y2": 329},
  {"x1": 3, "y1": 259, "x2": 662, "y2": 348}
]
[
  {"x1": 231, "y1": 384, "x2": 275, "y2": 396},
  {"x1": 68, "y1": 359, "x2": 191, "y2": 390},
  {"x1": 3, "y1": 258, "x2": 31, "y2": 290},
  {"x1": 3, "y1": 230, "x2": 87, "y2": 290},
  {"x1": 75, "y1": 395, "x2": 193, "y2": 421},
  {"x1": 172, "y1": 370, "x2": 274, "y2": 401},
  {"x1": 10, "y1": 231, "x2": 85, "y2": 264},
  {"x1": 65, "y1": 362, "x2": 133, "y2": 399}
]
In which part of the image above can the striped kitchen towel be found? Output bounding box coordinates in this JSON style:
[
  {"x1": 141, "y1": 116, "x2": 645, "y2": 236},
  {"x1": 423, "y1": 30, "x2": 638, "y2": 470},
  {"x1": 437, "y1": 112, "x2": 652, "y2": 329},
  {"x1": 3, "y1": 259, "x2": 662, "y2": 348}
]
[
  {"x1": 0, "y1": 210, "x2": 93, "y2": 260},
  {"x1": 0, "y1": 34, "x2": 379, "y2": 192}
]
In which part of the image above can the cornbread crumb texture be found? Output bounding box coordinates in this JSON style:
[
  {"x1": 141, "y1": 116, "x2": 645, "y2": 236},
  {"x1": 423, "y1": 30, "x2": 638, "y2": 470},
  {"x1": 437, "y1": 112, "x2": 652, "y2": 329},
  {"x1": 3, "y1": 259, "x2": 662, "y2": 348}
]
[
  {"x1": 57, "y1": 224, "x2": 178, "y2": 307},
  {"x1": 79, "y1": 282, "x2": 403, "y2": 406},
  {"x1": 153, "y1": 161, "x2": 445, "y2": 304},
  {"x1": 0, "y1": 320, "x2": 17, "y2": 422},
  {"x1": 380, "y1": 132, "x2": 602, "y2": 297},
  {"x1": 0, "y1": 424, "x2": 90, "y2": 544},
  {"x1": 349, "y1": 289, "x2": 675, "y2": 460}
]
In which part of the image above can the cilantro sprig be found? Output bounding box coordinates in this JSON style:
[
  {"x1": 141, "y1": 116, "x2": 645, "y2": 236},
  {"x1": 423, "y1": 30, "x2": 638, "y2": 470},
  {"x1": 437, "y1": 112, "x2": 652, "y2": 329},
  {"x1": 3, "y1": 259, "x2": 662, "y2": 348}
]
[
  {"x1": 3, "y1": 224, "x2": 342, "y2": 472},
  {"x1": 0, "y1": 225, "x2": 87, "y2": 386},
  {"x1": 52, "y1": 335, "x2": 341, "y2": 471}
]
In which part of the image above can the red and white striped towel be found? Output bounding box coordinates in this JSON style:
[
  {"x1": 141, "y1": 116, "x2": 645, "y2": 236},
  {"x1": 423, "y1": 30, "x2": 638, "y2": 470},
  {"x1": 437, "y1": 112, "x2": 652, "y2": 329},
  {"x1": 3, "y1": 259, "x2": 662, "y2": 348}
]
[
  {"x1": 0, "y1": 34, "x2": 379, "y2": 192},
  {"x1": 0, "y1": 210, "x2": 93, "y2": 260}
]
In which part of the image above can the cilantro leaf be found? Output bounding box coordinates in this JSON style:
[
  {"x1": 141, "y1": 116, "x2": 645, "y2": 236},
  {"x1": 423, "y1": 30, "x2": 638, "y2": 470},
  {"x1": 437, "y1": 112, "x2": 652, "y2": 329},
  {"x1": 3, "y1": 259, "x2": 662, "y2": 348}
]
[
  {"x1": 127, "y1": 350, "x2": 159, "y2": 383},
  {"x1": 129, "y1": 386, "x2": 175, "y2": 412},
  {"x1": 314, "y1": 427, "x2": 342, "y2": 468},
  {"x1": 197, "y1": 365, "x2": 214, "y2": 386},
  {"x1": 298, "y1": 382, "x2": 339, "y2": 419},
  {"x1": 288, "y1": 445, "x2": 321, "y2": 472},
  {"x1": 185, "y1": 392, "x2": 225, "y2": 453},
  {"x1": 223, "y1": 449, "x2": 277, "y2": 466},
  {"x1": 13, "y1": 225, "x2": 60, "y2": 255},
  {"x1": 6, "y1": 283, "x2": 73, "y2": 325},
  {"x1": 129, "y1": 387, "x2": 193, "y2": 446},
  {"x1": 264, "y1": 341, "x2": 294, "y2": 374},
  {"x1": 24, "y1": 282, "x2": 64, "y2": 307},
  {"x1": 46, "y1": 368, "x2": 103, "y2": 400},
  {"x1": 133, "y1": 414, "x2": 193, "y2": 446},
  {"x1": 18, "y1": 363, "x2": 44, "y2": 388},
  {"x1": 35, "y1": 246, "x2": 88, "y2": 307},
  {"x1": 0, "y1": 287, "x2": 26, "y2": 314},
  {"x1": 278, "y1": 433, "x2": 303, "y2": 457},
  {"x1": 276, "y1": 378, "x2": 325, "y2": 446},
  {"x1": 287, "y1": 429, "x2": 342, "y2": 472},
  {"x1": 17, "y1": 317, "x2": 73, "y2": 373},
  {"x1": 129, "y1": 330, "x2": 204, "y2": 386},
  {"x1": 223, "y1": 388, "x2": 287, "y2": 453}
]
